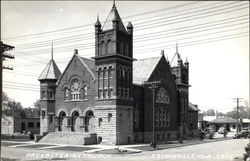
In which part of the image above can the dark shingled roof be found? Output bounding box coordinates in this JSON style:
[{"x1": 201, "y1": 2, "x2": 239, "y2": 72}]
[
  {"x1": 133, "y1": 56, "x2": 161, "y2": 85},
  {"x1": 78, "y1": 56, "x2": 95, "y2": 81},
  {"x1": 188, "y1": 102, "x2": 200, "y2": 112},
  {"x1": 38, "y1": 60, "x2": 61, "y2": 80}
]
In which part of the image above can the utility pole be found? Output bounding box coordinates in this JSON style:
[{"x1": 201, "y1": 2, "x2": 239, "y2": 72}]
[
  {"x1": 144, "y1": 80, "x2": 161, "y2": 149},
  {"x1": 0, "y1": 41, "x2": 15, "y2": 158},
  {"x1": 232, "y1": 98, "x2": 243, "y2": 134}
]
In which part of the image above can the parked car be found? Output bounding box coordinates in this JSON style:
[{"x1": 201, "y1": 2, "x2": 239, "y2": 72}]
[
  {"x1": 233, "y1": 131, "x2": 250, "y2": 139},
  {"x1": 218, "y1": 127, "x2": 226, "y2": 134}
]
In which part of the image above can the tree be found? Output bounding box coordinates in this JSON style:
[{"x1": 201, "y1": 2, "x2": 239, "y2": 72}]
[
  {"x1": 2, "y1": 92, "x2": 25, "y2": 118},
  {"x1": 33, "y1": 99, "x2": 41, "y2": 110},
  {"x1": 204, "y1": 109, "x2": 216, "y2": 116},
  {"x1": 225, "y1": 106, "x2": 250, "y2": 119}
]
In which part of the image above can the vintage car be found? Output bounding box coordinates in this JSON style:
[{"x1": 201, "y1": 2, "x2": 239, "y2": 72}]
[{"x1": 233, "y1": 131, "x2": 250, "y2": 139}]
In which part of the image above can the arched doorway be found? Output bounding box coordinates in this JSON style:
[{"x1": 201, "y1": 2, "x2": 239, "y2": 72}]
[
  {"x1": 71, "y1": 111, "x2": 79, "y2": 132},
  {"x1": 85, "y1": 110, "x2": 95, "y2": 132},
  {"x1": 58, "y1": 111, "x2": 66, "y2": 131}
]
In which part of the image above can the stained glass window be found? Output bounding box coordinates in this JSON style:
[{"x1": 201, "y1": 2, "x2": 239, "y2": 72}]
[
  {"x1": 71, "y1": 79, "x2": 81, "y2": 100},
  {"x1": 156, "y1": 88, "x2": 170, "y2": 104}
]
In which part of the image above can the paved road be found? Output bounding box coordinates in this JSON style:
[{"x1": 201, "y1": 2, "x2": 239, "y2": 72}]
[{"x1": 1, "y1": 139, "x2": 249, "y2": 161}]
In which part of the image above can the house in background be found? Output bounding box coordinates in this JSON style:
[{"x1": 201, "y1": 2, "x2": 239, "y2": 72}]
[
  {"x1": 188, "y1": 102, "x2": 200, "y2": 137},
  {"x1": 1, "y1": 107, "x2": 40, "y2": 135},
  {"x1": 209, "y1": 116, "x2": 237, "y2": 132}
]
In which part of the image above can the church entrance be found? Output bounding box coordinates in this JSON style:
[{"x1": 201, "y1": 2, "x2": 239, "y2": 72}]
[
  {"x1": 58, "y1": 111, "x2": 66, "y2": 131},
  {"x1": 71, "y1": 111, "x2": 79, "y2": 132},
  {"x1": 85, "y1": 110, "x2": 95, "y2": 132}
]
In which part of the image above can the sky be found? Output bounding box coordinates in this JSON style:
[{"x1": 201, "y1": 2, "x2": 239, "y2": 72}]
[{"x1": 1, "y1": 1, "x2": 249, "y2": 113}]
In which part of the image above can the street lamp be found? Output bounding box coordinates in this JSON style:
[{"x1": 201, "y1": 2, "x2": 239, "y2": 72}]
[{"x1": 144, "y1": 81, "x2": 161, "y2": 149}]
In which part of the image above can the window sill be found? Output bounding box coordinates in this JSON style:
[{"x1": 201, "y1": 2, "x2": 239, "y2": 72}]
[{"x1": 64, "y1": 99, "x2": 88, "y2": 102}]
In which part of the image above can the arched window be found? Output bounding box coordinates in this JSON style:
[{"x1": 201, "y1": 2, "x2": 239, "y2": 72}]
[
  {"x1": 156, "y1": 88, "x2": 170, "y2": 104},
  {"x1": 172, "y1": 74, "x2": 176, "y2": 80},
  {"x1": 108, "y1": 66, "x2": 113, "y2": 98},
  {"x1": 64, "y1": 87, "x2": 69, "y2": 100},
  {"x1": 103, "y1": 67, "x2": 108, "y2": 98},
  {"x1": 41, "y1": 90, "x2": 46, "y2": 99},
  {"x1": 155, "y1": 107, "x2": 170, "y2": 127},
  {"x1": 117, "y1": 42, "x2": 120, "y2": 53},
  {"x1": 106, "y1": 40, "x2": 111, "y2": 54},
  {"x1": 98, "y1": 68, "x2": 103, "y2": 98},
  {"x1": 70, "y1": 79, "x2": 81, "y2": 100},
  {"x1": 123, "y1": 43, "x2": 126, "y2": 55},
  {"x1": 100, "y1": 41, "x2": 105, "y2": 55}
]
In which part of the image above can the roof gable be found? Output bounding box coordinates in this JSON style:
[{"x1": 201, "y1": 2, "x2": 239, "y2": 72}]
[
  {"x1": 133, "y1": 56, "x2": 161, "y2": 85},
  {"x1": 57, "y1": 54, "x2": 95, "y2": 85}
]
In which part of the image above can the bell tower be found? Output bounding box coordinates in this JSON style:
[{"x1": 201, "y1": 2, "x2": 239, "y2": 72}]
[
  {"x1": 92, "y1": 3, "x2": 134, "y2": 144},
  {"x1": 38, "y1": 44, "x2": 61, "y2": 134},
  {"x1": 170, "y1": 43, "x2": 190, "y2": 139}
]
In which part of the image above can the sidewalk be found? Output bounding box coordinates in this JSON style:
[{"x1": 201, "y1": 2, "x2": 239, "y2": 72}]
[
  {"x1": 127, "y1": 136, "x2": 233, "y2": 151},
  {"x1": 1, "y1": 133, "x2": 234, "y2": 154}
]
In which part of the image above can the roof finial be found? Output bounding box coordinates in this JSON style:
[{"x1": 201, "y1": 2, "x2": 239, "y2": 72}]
[
  {"x1": 51, "y1": 42, "x2": 54, "y2": 60},
  {"x1": 176, "y1": 41, "x2": 178, "y2": 54},
  {"x1": 161, "y1": 50, "x2": 164, "y2": 55},
  {"x1": 113, "y1": 0, "x2": 116, "y2": 8}
]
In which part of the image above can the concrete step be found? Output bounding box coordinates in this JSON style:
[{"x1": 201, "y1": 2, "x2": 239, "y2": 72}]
[{"x1": 39, "y1": 132, "x2": 97, "y2": 145}]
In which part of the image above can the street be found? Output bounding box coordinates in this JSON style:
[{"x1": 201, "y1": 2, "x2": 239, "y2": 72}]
[{"x1": 1, "y1": 138, "x2": 249, "y2": 161}]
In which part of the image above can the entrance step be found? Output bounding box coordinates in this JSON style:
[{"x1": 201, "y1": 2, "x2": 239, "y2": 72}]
[{"x1": 39, "y1": 132, "x2": 97, "y2": 145}]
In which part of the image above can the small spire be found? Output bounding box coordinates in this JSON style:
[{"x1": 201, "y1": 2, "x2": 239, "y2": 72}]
[
  {"x1": 74, "y1": 49, "x2": 78, "y2": 55},
  {"x1": 185, "y1": 57, "x2": 189, "y2": 64},
  {"x1": 175, "y1": 41, "x2": 182, "y2": 61},
  {"x1": 51, "y1": 42, "x2": 53, "y2": 60},
  {"x1": 176, "y1": 41, "x2": 179, "y2": 54},
  {"x1": 161, "y1": 50, "x2": 164, "y2": 55},
  {"x1": 166, "y1": 55, "x2": 169, "y2": 63},
  {"x1": 95, "y1": 14, "x2": 101, "y2": 27},
  {"x1": 113, "y1": 0, "x2": 116, "y2": 8}
]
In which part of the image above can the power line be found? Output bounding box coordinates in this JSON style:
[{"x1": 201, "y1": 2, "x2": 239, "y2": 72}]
[
  {"x1": 15, "y1": 15, "x2": 249, "y2": 50},
  {"x1": 3, "y1": 1, "x2": 245, "y2": 43},
  {"x1": 11, "y1": 32, "x2": 247, "y2": 70},
  {"x1": 14, "y1": 26, "x2": 248, "y2": 58},
  {"x1": 13, "y1": 19, "x2": 249, "y2": 56},
  {"x1": 3, "y1": 81, "x2": 39, "y2": 87},
  {"x1": 1, "y1": 1, "x2": 201, "y2": 40},
  {"x1": 7, "y1": 33, "x2": 249, "y2": 74}
]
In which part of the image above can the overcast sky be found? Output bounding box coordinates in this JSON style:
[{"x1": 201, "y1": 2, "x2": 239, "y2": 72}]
[{"x1": 1, "y1": 1, "x2": 249, "y2": 113}]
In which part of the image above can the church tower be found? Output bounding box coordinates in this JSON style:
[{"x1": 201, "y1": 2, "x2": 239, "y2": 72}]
[
  {"x1": 92, "y1": 2, "x2": 134, "y2": 144},
  {"x1": 170, "y1": 43, "x2": 190, "y2": 139},
  {"x1": 38, "y1": 44, "x2": 61, "y2": 134}
]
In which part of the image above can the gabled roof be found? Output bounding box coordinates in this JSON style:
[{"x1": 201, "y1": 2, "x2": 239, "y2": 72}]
[
  {"x1": 77, "y1": 55, "x2": 95, "y2": 81},
  {"x1": 102, "y1": 4, "x2": 126, "y2": 32},
  {"x1": 133, "y1": 56, "x2": 162, "y2": 85},
  {"x1": 57, "y1": 53, "x2": 95, "y2": 85},
  {"x1": 188, "y1": 102, "x2": 200, "y2": 112},
  {"x1": 38, "y1": 59, "x2": 61, "y2": 80}
]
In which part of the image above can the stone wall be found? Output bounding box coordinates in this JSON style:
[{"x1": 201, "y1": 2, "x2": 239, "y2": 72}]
[
  {"x1": 95, "y1": 105, "x2": 133, "y2": 145},
  {"x1": 1, "y1": 116, "x2": 14, "y2": 135}
]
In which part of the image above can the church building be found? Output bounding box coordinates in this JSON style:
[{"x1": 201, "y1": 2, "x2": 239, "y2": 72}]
[{"x1": 38, "y1": 3, "x2": 198, "y2": 145}]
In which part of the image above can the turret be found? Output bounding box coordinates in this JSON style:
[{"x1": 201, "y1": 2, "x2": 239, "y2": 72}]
[
  {"x1": 38, "y1": 44, "x2": 61, "y2": 134},
  {"x1": 95, "y1": 15, "x2": 102, "y2": 33},
  {"x1": 127, "y1": 22, "x2": 133, "y2": 35}
]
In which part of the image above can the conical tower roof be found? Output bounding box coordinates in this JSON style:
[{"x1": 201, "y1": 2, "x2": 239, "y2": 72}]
[
  {"x1": 102, "y1": 3, "x2": 126, "y2": 32},
  {"x1": 38, "y1": 60, "x2": 61, "y2": 80},
  {"x1": 38, "y1": 44, "x2": 61, "y2": 80}
]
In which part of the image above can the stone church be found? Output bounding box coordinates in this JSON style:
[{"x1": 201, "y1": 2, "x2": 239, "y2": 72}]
[{"x1": 38, "y1": 3, "x2": 199, "y2": 145}]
